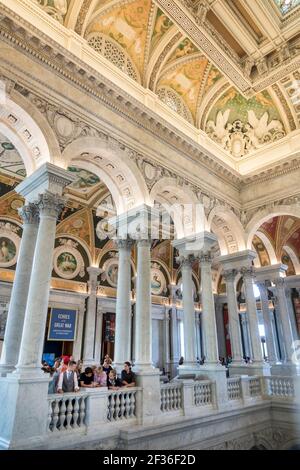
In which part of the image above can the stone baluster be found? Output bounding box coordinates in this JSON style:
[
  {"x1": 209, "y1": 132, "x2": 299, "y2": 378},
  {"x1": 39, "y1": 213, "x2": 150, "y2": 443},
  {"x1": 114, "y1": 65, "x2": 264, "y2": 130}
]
[{"x1": 0, "y1": 203, "x2": 39, "y2": 376}]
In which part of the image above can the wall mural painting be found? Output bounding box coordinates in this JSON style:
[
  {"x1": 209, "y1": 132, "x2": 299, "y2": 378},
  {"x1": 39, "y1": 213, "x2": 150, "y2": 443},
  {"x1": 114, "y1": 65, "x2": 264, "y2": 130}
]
[
  {"x1": 0, "y1": 237, "x2": 16, "y2": 264},
  {"x1": 252, "y1": 235, "x2": 271, "y2": 267},
  {"x1": 101, "y1": 251, "x2": 119, "y2": 288},
  {"x1": 281, "y1": 250, "x2": 296, "y2": 275},
  {"x1": 0, "y1": 133, "x2": 26, "y2": 178},
  {"x1": 274, "y1": 0, "x2": 300, "y2": 15},
  {"x1": 67, "y1": 166, "x2": 100, "y2": 194},
  {"x1": 151, "y1": 8, "x2": 173, "y2": 50},
  {"x1": 57, "y1": 209, "x2": 91, "y2": 246},
  {"x1": 86, "y1": 0, "x2": 152, "y2": 75},
  {"x1": 0, "y1": 221, "x2": 21, "y2": 268},
  {"x1": 53, "y1": 238, "x2": 86, "y2": 280},
  {"x1": 168, "y1": 38, "x2": 198, "y2": 62},
  {"x1": 203, "y1": 65, "x2": 222, "y2": 95},
  {"x1": 158, "y1": 58, "x2": 208, "y2": 119},
  {"x1": 150, "y1": 262, "x2": 167, "y2": 296},
  {"x1": 206, "y1": 88, "x2": 285, "y2": 157}
]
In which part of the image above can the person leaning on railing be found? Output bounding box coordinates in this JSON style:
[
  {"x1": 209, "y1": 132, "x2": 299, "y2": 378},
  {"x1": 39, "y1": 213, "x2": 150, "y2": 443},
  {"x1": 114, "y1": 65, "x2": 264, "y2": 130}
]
[
  {"x1": 107, "y1": 369, "x2": 123, "y2": 390},
  {"x1": 121, "y1": 361, "x2": 136, "y2": 388},
  {"x1": 57, "y1": 360, "x2": 80, "y2": 393}
]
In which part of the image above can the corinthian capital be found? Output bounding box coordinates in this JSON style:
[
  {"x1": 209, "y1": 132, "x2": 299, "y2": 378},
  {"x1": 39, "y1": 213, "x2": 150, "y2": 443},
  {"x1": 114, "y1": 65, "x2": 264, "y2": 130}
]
[
  {"x1": 115, "y1": 238, "x2": 135, "y2": 250},
  {"x1": 240, "y1": 266, "x2": 255, "y2": 279},
  {"x1": 199, "y1": 251, "x2": 212, "y2": 265},
  {"x1": 37, "y1": 191, "x2": 65, "y2": 219},
  {"x1": 18, "y1": 203, "x2": 39, "y2": 225},
  {"x1": 223, "y1": 269, "x2": 238, "y2": 282},
  {"x1": 274, "y1": 277, "x2": 285, "y2": 288},
  {"x1": 177, "y1": 254, "x2": 196, "y2": 268}
]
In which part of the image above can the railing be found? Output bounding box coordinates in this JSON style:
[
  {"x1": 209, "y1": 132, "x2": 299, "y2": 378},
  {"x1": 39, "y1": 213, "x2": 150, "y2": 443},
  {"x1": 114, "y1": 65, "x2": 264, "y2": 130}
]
[
  {"x1": 265, "y1": 376, "x2": 295, "y2": 398},
  {"x1": 227, "y1": 377, "x2": 241, "y2": 400},
  {"x1": 248, "y1": 377, "x2": 262, "y2": 397},
  {"x1": 107, "y1": 388, "x2": 138, "y2": 422},
  {"x1": 160, "y1": 383, "x2": 183, "y2": 412},
  {"x1": 47, "y1": 393, "x2": 87, "y2": 432},
  {"x1": 194, "y1": 380, "x2": 213, "y2": 407}
]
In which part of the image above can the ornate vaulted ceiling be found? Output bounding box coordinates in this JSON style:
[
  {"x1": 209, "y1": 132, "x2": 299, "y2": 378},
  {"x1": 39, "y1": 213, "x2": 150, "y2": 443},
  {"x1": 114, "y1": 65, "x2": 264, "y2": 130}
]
[{"x1": 9, "y1": 1, "x2": 300, "y2": 159}]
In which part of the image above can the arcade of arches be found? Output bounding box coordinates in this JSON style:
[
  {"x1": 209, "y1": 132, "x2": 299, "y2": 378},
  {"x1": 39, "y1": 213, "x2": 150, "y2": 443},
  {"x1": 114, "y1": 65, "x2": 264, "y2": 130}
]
[{"x1": 0, "y1": 0, "x2": 300, "y2": 451}]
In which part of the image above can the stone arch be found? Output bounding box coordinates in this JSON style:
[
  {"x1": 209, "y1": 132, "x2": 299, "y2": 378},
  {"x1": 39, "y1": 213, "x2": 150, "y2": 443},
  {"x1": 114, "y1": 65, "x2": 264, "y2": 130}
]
[
  {"x1": 150, "y1": 177, "x2": 208, "y2": 239},
  {"x1": 255, "y1": 230, "x2": 277, "y2": 265},
  {"x1": 0, "y1": 89, "x2": 57, "y2": 175},
  {"x1": 246, "y1": 205, "x2": 300, "y2": 249},
  {"x1": 62, "y1": 137, "x2": 150, "y2": 215},
  {"x1": 208, "y1": 207, "x2": 246, "y2": 255},
  {"x1": 283, "y1": 245, "x2": 300, "y2": 275}
]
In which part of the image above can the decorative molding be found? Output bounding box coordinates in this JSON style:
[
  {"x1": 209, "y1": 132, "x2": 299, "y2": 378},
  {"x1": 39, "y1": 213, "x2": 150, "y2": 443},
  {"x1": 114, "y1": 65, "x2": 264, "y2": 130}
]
[
  {"x1": 37, "y1": 191, "x2": 65, "y2": 219},
  {"x1": 18, "y1": 203, "x2": 39, "y2": 225}
]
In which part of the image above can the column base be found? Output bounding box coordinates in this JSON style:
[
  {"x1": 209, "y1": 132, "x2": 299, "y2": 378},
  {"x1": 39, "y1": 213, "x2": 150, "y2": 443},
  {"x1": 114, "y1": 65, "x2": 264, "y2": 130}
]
[
  {"x1": 271, "y1": 363, "x2": 300, "y2": 377},
  {"x1": 0, "y1": 373, "x2": 50, "y2": 449},
  {"x1": 228, "y1": 362, "x2": 271, "y2": 377},
  {"x1": 133, "y1": 366, "x2": 161, "y2": 425},
  {"x1": 0, "y1": 363, "x2": 15, "y2": 377},
  {"x1": 13, "y1": 365, "x2": 48, "y2": 380}
]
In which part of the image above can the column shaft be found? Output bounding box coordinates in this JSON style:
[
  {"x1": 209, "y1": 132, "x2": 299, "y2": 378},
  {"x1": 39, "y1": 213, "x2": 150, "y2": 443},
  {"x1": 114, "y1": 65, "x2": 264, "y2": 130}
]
[
  {"x1": 181, "y1": 256, "x2": 197, "y2": 365},
  {"x1": 114, "y1": 240, "x2": 133, "y2": 368},
  {"x1": 200, "y1": 255, "x2": 219, "y2": 364},
  {"x1": 83, "y1": 267, "x2": 101, "y2": 365},
  {"x1": 241, "y1": 267, "x2": 264, "y2": 364},
  {"x1": 0, "y1": 204, "x2": 39, "y2": 375},
  {"x1": 257, "y1": 282, "x2": 278, "y2": 363},
  {"x1": 274, "y1": 279, "x2": 296, "y2": 363},
  {"x1": 15, "y1": 193, "x2": 64, "y2": 375},
  {"x1": 135, "y1": 239, "x2": 152, "y2": 368},
  {"x1": 223, "y1": 270, "x2": 243, "y2": 363}
]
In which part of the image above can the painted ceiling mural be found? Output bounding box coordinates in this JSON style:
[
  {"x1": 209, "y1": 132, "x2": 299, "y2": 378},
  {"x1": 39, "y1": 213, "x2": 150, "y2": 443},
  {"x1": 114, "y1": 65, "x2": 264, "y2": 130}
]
[
  {"x1": 258, "y1": 216, "x2": 300, "y2": 270},
  {"x1": 0, "y1": 133, "x2": 26, "y2": 178},
  {"x1": 274, "y1": 0, "x2": 300, "y2": 15},
  {"x1": 29, "y1": 0, "x2": 300, "y2": 158}
]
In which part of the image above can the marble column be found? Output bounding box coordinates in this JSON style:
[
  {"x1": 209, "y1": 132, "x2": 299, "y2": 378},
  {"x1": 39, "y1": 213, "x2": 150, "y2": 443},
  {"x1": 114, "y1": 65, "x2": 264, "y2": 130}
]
[
  {"x1": 240, "y1": 312, "x2": 252, "y2": 358},
  {"x1": 200, "y1": 254, "x2": 219, "y2": 365},
  {"x1": 134, "y1": 238, "x2": 152, "y2": 369},
  {"x1": 274, "y1": 278, "x2": 297, "y2": 363},
  {"x1": 14, "y1": 192, "x2": 64, "y2": 377},
  {"x1": 180, "y1": 255, "x2": 197, "y2": 366},
  {"x1": 285, "y1": 287, "x2": 299, "y2": 341},
  {"x1": 241, "y1": 267, "x2": 264, "y2": 364},
  {"x1": 94, "y1": 303, "x2": 103, "y2": 363},
  {"x1": 0, "y1": 204, "x2": 39, "y2": 376},
  {"x1": 113, "y1": 238, "x2": 134, "y2": 370},
  {"x1": 223, "y1": 269, "x2": 244, "y2": 364},
  {"x1": 168, "y1": 285, "x2": 180, "y2": 378},
  {"x1": 256, "y1": 282, "x2": 278, "y2": 363},
  {"x1": 163, "y1": 306, "x2": 171, "y2": 375},
  {"x1": 82, "y1": 266, "x2": 101, "y2": 366},
  {"x1": 72, "y1": 296, "x2": 86, "y2": 361}
]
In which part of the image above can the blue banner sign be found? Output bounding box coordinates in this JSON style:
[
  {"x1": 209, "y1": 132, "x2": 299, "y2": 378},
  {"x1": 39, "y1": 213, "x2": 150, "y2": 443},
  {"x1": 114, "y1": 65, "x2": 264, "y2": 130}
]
[{"x1": 48, "y1": 308, "x2": 77, "y2": 341}]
